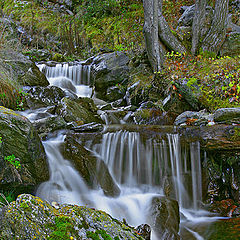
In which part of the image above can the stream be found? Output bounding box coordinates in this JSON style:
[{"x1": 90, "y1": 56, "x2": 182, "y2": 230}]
[{"x1": 21, "y1": 62, "x2": 227, "y2": 239}]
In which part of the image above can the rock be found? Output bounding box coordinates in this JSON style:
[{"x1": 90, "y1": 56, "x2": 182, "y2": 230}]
[
  {"x1": 91, "y1": 52, "x2": 130, "y2": 100},
  {"x1": 56, "y1": 97, "x2": 104, "y2": 124},
  {"x1": 106, "y1": 86, "x2": 125, "y2": 102},
  {"x1": 0, "y1": 194, "x2": 144, "y2": 240},
  {"x1": 135, "y1": 224, "x2": 151, "y2": 240},
  {"x1": 148, "y1": 196, "x2": 180, "y2": 240},
  {"x1": 32, "y1": 115, "x2": 68, "y2": 138},
  {"x1": 213, "y1": 108, "x2": 240, "y2": 124},
  {"x1": 174, "y1": 109, "x2": 212, "y2": 126},
  {"x1": 0, "y1": 50, "x2": 49, "y2": 87},
  {"x1": 72, "y1": 122, "x2": 104, "y2": 132},
  {"x1": 204, "y1": 149, "x2": 240, "y2": 203},
  {"x1": 0, "y1": 106, "x2": 49, "y2": 194},
  {"x1": 26, "y1": 86, "x2": 66, "y2": 109},
  {"x1": 62, "y1": 134, "x2": 120, "y2": 197},
  {"x1": 133, "y1": 101, "x2": 174, "y2": 125}
]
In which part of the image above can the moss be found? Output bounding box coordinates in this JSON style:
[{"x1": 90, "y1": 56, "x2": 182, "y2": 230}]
[
  {"x1": 230, "y1": 127, "x2": 240, "y2": 141},
  {"x1": 47, "y1": 216, "x2": 77, "y2": 240}
]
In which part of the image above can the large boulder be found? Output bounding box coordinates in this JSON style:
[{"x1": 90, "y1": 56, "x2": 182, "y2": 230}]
[
  {"x1": 91, "y1": 52, "x2": 130, "y2": 100},
  {"x1": 0, "y1": 106, "x2": 49, "y2": 194},
  {"x1": 213, "y1": 108, "x2": 240, "y2": 124},
  {"x1": 62, "y1": 134, "x2": 120, "y2": 197},
  {"x1": 0, "y1": 50, "x2": 49, "y2": 87},
  {"x1": 147, "y1": 196, "x2": 180, "y2": 240},
  {"x1": 56, "y1": 97, "x2": 104, "y2": 124},
  {"x1": 25, "y1": 85, "x2": 66, "y2": 109},
  {"x1": 0, "y1": 194, "x2": 144, "y2": 240}
]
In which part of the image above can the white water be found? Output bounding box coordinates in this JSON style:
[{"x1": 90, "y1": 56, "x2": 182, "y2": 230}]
[
  {"x1": 37, "y1": 63, "x2": 92, "y2": 97},
  {"x1": 36, "y1": 130, "x2": 220, "y2": 239}
]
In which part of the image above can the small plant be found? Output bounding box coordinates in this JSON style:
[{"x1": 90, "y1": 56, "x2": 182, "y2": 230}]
[
  {"x1": 4, "y1": 154, "x2": 21, "y2": 169},
  {"x1": 0, "y1": 193, "x2": 11, "y2": 207}
]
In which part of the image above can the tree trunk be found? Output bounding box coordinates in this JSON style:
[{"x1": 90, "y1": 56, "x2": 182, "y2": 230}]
[
  {"x1": 157, "y1": 0, "x2": 186, "y2": 54},
  {"x1": 191, "y1": 0, "x2": 207, "y2": 55},
  {"x1": 143, "y1": 0, "x2": 163, "y2": 72},
  {"x1": 201, "y1": 0, "x2": 229, "y2": 54}
]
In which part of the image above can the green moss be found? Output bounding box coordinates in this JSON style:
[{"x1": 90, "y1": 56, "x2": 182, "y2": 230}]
[
  {"x1": 47, "y1": 216, "x2": 77, "y2": 240},
  {"x1": 230, "y1": 127, "x2": 240, "y2": 141}
]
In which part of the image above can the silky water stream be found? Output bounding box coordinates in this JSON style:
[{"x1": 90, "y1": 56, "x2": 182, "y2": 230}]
[
  {"x1": 21, "y1": 63, "x2": 224, "y2": 239},
  {"x1": 34, "y1": 129, "x2": 221, "y2": 240},
  {"x1": 37, "y1": 62, "x2": 92, "y2": 97}
]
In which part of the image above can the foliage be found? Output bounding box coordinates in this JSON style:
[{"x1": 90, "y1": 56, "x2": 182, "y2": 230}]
[
  {"x1": 164, "y1": 51, "x2": 240, "y2": 110},
  {"x1": 4, "y1": 154, "x2": 21, "y2": 169}
]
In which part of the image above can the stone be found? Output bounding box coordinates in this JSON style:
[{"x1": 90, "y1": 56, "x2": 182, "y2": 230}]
[
  {"x1": 26, "y1": 86, "x2": 66, "y2": 109},
  {"x1": 56, "y1": 97, "x2": 104, "y2": 124},
  {"x1": 0, "y1": 194, "x2": 144, "y2": 240},
  {"x1": 90, "y1": 52, "x2": 130, "y2": 100},
  {"x1": 213, "y1": 108, "x2": 240, "y2": 123},
  {"x1": 106, "y1": 86, "x2": 125, "y2": 102},
  {"x1": 72, "y1": 122, "x2": 104, "y2": 132},
  {"x1": 0, "y1": 106, "x2": 49, "y2": 194},
  {"x1": 147, "y1": 196, "x2": 180, "y2": 240},
  {"x1": 32, "y1": 115, "x2": 68, "y2": 138},
  {"x1": 0, "y1": 50, "x2": 49, "y2": 87},
  {"x1": 62, "y1": 134, "x2": 120, "y2": 197},
  {"x1": 174, "y1": 109, "x2": 212, "y2": 126}
]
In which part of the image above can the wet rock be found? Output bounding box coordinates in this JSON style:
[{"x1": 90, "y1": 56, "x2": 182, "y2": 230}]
[
  {"x1": 72, "y1": 122, "x2": 104, "y2": 132},
  {"x1": 32, "y1": 115, "x2": 68, "y2": 138},
  {"x1": 135, "y1": 224, "x2": 151, "y2": 240},
  {"x1": 134, "y1": 101, "x2": 174, "y2": 125},
  {"x1": 56, "y1": 97, "x2": 104, "y2": 124},
  {"x1": 26, "y1": 86, "x2": 66, "y2": 109},
  {"x1": 204, "y1": 149, "x2": 240, "y2": 203},
  {"x1": 174, "y1": 109, "x2": 212, "y2": 126},
  {"x1": 148, "y1": 196, "x2": 180, "y2": 240},
  {"x1": 91, "y1": 52, "x2": 130, "y2": 100},
  {"x1": 0, "y1": 106, "x2": 49, "y2": 194},
  {"x1": 0, "y1": 194, "x2": 143, "y2": 240},
  {"x1": 106, "y1": 86, "x2": 125, "y2": 102},
  {"x1": 213, "y1": 108, "x2": 240, "y2": 124},
  {"x1": 125, "y1": 81, "x2": 149, "y2": 107},
  {"x1": 62, "y1": 134, "x2": 120, "y2": 197},
  {"x1": 0, "y1": 50, "x2": 49, "y2": 87}
]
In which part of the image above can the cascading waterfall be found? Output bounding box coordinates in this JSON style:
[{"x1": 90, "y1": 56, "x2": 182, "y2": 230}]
[
  {"x1": 37, "y1": 129, "x2": 217, "y2": 239},
  {"x1": 88, "y1": 131, "x2": 202, "y2": 210},
  {"x1": 37, "y1": 62, "x2": 92, "y2": 97}
]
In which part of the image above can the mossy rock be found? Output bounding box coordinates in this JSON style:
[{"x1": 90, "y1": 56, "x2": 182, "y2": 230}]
[
  {"x1": 62, "y1": 134, "x2": 120, "y2": 197},
  {"x1": 56, "y1": 97, "x2": 103, "y2": 124},
  {"x1": 0, "y1": 49, "x2": 49, "y2": 87},
  {"x1": 0, "y1": 106, "x2": 49, "y2": 194},
  {"x1": 0, "y1": 194, "x2": 144, "y2": 240}
]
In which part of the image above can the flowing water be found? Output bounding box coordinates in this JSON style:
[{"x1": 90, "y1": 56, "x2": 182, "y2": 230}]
[
  {"x1": 37, "y1": 62, "x2": 92, "y2": 97},
  {"x1": 31, "y1": 63, "x2": 222, "y2": 239}
]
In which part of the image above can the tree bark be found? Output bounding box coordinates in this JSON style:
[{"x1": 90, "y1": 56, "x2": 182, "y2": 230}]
[
  {"x1": 157, "y1": 0, "x2": 186, "y2": 54},
  {"x1": 143, "y1": 0, "x2": 163, "y2": 72},
  {"x1": 201, "y1": 0, "x2": 229, "y2": 54},
  {"x1": 191, "y1": 0, "x2": 207, "y2": 55}
]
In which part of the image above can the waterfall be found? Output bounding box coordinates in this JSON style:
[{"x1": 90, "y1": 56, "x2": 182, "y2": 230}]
[
  {"x1": 37, "y1": 129, "x2": 216, "y2": 239},
  {"x1": 89, "y1": 130, "x2": 202, "y2": 209},
  {"x1": 37, "y1": 62, "x2": 92, "y2": 97}
]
